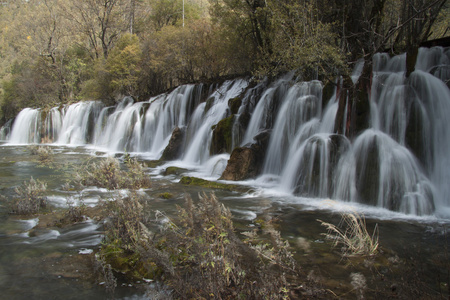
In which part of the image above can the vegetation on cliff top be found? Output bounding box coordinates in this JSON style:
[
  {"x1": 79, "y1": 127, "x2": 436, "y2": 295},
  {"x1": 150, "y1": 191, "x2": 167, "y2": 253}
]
[{"x1": 0, "y1": 0, "x2": 448, "y2": 124}]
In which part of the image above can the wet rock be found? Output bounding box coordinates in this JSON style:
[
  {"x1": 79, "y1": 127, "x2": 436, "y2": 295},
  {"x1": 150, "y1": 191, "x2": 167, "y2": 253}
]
[
  {"x1": 220, "y1": 130, "x2": 270, "y2": 181},
  {"x1": 163, "y1": 166, "x2": 188, "y2": 176},
  {"x1": 355, "y1": 135, "x2": 380, "y2": 206},
  {"x1": 160, "y1": 127, "x2": 186, "y2": 161},
  {"x1": 179, "y1": 176, "x2": 237, "y2": 191},
  {"x1": 334, "y1": 72, "x2": 371, "y2": 139},
  {"x1": 228, "y1": 96, "x2": 242, "y2": 114},
  {"x1": 211, "y1": 115, "x2": 235, "y2": 155}
]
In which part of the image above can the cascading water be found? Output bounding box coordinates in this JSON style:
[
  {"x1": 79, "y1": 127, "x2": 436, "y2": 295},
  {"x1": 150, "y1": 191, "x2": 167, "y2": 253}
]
[
  {"x1": 44, "y1": 107, "x2": 63, "y2": 143},
  {"x1": 56, "y1": 101, "x2": 104, "y2": 145},
  {"x1": 8, "y1": 108, "x2": 42, "y2": 144},
  {"x1": 250, "y1": 46, "x2": 450, "y2": 216},
  {"x1": 0, "y1": 119, "x2": 13, "y2": 141},
  {"x1": 241, "y1": 74, "x2": 293, "y2": 145},
  {"x1": 333, "y1": 130, "x2": 435, "y2": 215},
  {"x1": 183, "y1": 79, "x2": 248, "y2": 165},
  {"x1": 262, "y1": 81, "x2": 324, "y2": 175},
  {"x1": 2, "y1": 46, "x2": 449, "y2": 217}
]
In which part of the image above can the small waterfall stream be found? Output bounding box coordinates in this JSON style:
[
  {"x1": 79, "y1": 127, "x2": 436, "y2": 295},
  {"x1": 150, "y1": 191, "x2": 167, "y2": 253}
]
[
  {"x1": 2, "y1": 46, "x2": 450, "y2": 217},
  {"x1": 8, "y1": 108, "x2": 42, "y2": 144}
]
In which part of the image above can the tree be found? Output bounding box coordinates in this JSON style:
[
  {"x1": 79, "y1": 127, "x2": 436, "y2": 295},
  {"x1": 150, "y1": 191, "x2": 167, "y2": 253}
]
[
  {"x1": 149, "y1": 0, "x2": 184, "y2": 30},
  {"x1": 105, "y1": 33, "x2": 142, "y2": 96},
  {"x1": 209, "y1": 0, "x2": 346, "y2": 80},
  {"x1": 209, "y1": 0, "x2": 272, "y2": 68},
  {"x1": 68, "y1": 0, "x2": 130, "y2": 59},
  {"x1": 260, "y1": 0, "x2": 347, "y2": 79}
]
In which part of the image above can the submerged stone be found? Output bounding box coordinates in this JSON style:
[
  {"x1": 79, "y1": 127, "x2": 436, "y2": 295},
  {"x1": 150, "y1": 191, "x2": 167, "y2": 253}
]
[
  {"x1": 179, "y1": 176, "x2": 237, "y2": 191},
  {"x1": 163, "y1": 166, "x2": 188, "y2": 176}
]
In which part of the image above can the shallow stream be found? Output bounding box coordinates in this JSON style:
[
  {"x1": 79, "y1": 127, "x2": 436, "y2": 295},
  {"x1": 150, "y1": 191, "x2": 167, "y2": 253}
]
[{"x1": 1, "y1": 144, "x2": 449, "y2": 299}]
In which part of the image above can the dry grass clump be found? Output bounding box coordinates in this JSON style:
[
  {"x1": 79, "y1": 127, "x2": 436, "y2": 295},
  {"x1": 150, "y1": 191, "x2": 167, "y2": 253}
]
[
  {"x1": 29, "y1": 145, "x2": 54, "y2": 164},
  {"x1": 98, "y1": 192, "x2": 299, "y2": 299},
  {"x1": 53, "y1": 197, "x2": 88, "y2": 226},
  {"x1": 318, "y1": 212, "x2": 379, "y2": 257},
  {"x1": 9, "y1": 177, "x2": 48, "y2": 215},
  {"x1": 75, "y1": 157, "x2": 151, "y2": 190}
]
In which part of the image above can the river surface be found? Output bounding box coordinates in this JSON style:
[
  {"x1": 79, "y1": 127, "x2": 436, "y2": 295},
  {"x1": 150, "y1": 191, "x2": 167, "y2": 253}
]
[{"x1": 1, "y1": 143, "x2": 449, "y2": 299}]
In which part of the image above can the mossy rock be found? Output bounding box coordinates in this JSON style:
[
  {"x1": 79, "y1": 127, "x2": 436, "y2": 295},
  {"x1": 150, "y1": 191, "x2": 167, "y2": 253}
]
[
  {"x1": 145, "y1": 160, "x2": 165, "y2": 168},
  {"x1": 158, "y1": 192, "x2": 173, "y2": 199},
  {"x1": 228, "y1": 96, "x2": 242, "y2": 114},
  {"x1": 179, "y1": 176, "x2": 237, "y2": 191},
  {"x1": 101, "y1": 244, "x2": 162, "y2": 280},
  {"x1": 211, "y1": 115, "x2": 235, "y2": 155},
  {"x1": 163, "y1": 166, "x2": 188, "y2": 176}
]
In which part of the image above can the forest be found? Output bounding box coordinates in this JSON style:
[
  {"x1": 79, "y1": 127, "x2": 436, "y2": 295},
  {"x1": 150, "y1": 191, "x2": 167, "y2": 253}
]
[{"x1": 0, "y1": 0, "x2": 448, "y2": 125}]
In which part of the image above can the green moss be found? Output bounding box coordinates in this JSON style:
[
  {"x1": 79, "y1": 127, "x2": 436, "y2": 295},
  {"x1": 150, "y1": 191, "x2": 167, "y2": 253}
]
[
  {"x1": 179, "y1": 176, "x2": 237, "y2": 191},
  {"x1": 163, "y1": 166, "x2": 187, "y2": 176},
  {"x1": 158, "y1": 192, "x2": 173, "y2": 199},
  {"x1": 145, "y1": 160, "x2": 165, "y2": 168},
  {"x1": 228, "y1": 96, "x2": 242, "y2": 114},
  {"x1": 211, "y1": 115, "x2": 235, "y2": 155}
]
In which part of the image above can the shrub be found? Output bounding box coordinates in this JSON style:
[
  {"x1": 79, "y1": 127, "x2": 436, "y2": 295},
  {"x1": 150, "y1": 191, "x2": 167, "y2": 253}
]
[
  {"x1": 29, "y1": 145, "x2": 54, "y2": 164},
  {"x1": 318, "y1": 212, "x2": 379, "y2": 257},
  {"x1": 75, "y1": 157, "x2": 151, "y2": 190},
  {"x1": 10, "y1": 177, "x2": 48, "y2": 215},
  {"x1": 54, "y1": 197, "x2": 87, "y2": 226},
  {"x1": 97, "y1": 192, "x2": 300, "y2": 299}
]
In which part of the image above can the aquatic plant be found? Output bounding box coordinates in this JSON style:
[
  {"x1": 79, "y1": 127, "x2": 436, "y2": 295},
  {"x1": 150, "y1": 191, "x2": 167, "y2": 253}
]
[
  {"x1": 94, "y1": 252, "x2": 117, "y2": 296},
  {"x1": 57, "y1": 197, "x2": 87, "y2": 226},
  {"x1": 75, "y1": 157, "x2": 151, "y2": 190},
  {"x1": 10, "y1": 177, "x2": 48, "y2": 215},
  {"x1": 318, "y1": 212, "x2": 379, "y2": 257},
  {"x1": 29, "y1": 145, "x2": 54, "y2": 165}
]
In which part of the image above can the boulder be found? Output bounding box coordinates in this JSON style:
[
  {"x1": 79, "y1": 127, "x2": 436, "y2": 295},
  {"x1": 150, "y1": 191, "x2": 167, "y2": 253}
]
[
  {"x1": 160, "y1": 127, "x2": 186, "y2": 161},
  {"x1": 220, "y1": 130, "x2": 270, "y2": 181}
]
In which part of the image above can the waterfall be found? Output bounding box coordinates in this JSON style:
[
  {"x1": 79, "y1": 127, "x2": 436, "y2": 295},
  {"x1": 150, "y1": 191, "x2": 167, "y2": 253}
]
[
  {"x1": 44, "y1": 107, "x2": 63, "y2": 143},
  {"x1": 183, "y1": 79, "x2": 248, "y2": 164},
  {"x1": 241, "y1": 74, "x2": 293, "y2": 145},
  {"x1": 145, "y1": 84, "x2": 202, "y2": 155},
  {"x1": 8, "y1": 108, "x2": 42, "y2": 144},
  {"x1": 263, "y1": 81, "x2": 323, "y2": 175},
  {"x1": 333, "y1": 129, "x2": 435, "y2": 215},
  {"x1": 0, "y1": 119, "x2": 13, "y2": 141},
  {"x1": 253, "y1": 46, "x2": 450, "y2": 216},
  {"x1": 1, "y1": 46, "x2": 449, "y2": 216},
  {"x1": 56, "y1": 101, "x2": 104, "y2": 145},
  {"x1": 93, "y1": 98, "x2": 141, "y2": 151}
]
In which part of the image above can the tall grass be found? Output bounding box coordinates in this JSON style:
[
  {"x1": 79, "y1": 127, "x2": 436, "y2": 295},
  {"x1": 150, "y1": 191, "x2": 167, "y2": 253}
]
[{"x1": 318, "y1": 211, "x2": 379, "y2": 257}]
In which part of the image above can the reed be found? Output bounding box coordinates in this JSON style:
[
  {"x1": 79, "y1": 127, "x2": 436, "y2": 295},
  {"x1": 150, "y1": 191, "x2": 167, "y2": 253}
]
[{"x1": 318, "y1": 211, "x2": 379, "y2": 257}]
